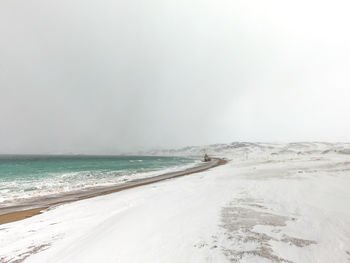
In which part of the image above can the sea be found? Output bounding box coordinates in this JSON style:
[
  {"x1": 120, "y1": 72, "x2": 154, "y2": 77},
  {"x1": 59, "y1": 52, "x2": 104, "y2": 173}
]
[{"x1": 0, "y1": 155, "x2": 198, "y2": 210}]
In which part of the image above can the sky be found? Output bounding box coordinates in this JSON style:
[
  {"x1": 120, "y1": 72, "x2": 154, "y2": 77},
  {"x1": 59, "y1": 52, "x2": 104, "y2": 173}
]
[{"x1": 1, "y1": 0, "x2": 350, "y2": 154}]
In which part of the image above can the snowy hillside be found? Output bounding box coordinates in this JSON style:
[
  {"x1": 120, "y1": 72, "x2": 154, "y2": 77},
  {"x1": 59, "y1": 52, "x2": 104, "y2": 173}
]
[{"x1": 144, "y1": 142, "x2": 350, "y2": 159}]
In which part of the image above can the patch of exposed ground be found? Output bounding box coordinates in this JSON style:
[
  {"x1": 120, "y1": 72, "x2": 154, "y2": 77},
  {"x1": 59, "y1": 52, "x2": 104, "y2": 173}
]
[
  {"x1": 280, "y1": 235, "x2": 316, "y2": 247},
  {"x1": 215, "y1": 198, "x2": 316, "y2": 263},
  {"x1": 0, "y1": 243, "x2": 50, "y2": 263}
]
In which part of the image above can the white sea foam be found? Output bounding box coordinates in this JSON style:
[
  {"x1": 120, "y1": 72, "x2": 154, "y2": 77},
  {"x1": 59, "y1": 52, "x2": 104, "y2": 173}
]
[{"x1": 0, "y1": 161, "x2": 201, "y2": 208}]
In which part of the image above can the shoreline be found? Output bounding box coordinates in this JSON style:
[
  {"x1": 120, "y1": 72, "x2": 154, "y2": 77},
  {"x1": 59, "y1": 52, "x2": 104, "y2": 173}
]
[{"x1": 0, "y1": 158, "x2": 227, "y2": 225}]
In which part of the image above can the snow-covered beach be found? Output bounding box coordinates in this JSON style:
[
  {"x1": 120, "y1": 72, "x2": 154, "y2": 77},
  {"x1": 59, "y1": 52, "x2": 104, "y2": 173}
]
[
  {"x1": 0, "y1": 157, "x2": 222, "y2": 225},
  {"x1": 1, "y1": 142, "x2": 350, "y2": 262}
]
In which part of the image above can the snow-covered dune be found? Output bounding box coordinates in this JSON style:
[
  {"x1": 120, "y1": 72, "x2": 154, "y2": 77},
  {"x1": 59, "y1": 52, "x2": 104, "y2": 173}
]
[
  {"x1": 146, "y1": 141, "x2": 350, "y2": 160},
  {"x1": 1, "y1": 142, "x2": 350, "y2": 262}
]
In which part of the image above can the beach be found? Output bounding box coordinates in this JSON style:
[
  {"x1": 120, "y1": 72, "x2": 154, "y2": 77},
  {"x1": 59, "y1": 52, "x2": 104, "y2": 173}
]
[
  {"x1": 2, "y1": 0, "x2": 350, "y2": 261},
  {"x1": 0, "y1": 158, "x2": 225, "y2": 225},
  {"x1": 1, "y1": 142, "x2": 350, "y2": 262}
]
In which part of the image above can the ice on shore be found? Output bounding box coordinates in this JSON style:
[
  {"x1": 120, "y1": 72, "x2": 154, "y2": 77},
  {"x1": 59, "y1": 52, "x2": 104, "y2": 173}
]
[{"x1": 1, "y1": 142, "x2": 350, "y2": 262}]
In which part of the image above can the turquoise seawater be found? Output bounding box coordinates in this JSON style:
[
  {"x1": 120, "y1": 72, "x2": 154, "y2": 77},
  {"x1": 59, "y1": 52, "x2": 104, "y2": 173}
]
[{"x1": 0, "y1": 155, "x2": 196, "y2": 207}]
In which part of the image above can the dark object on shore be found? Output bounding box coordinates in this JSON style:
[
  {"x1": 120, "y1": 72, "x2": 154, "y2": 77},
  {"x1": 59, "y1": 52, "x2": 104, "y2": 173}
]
[{"x1": 204, "y1": 154, "x2": 211, "y2": 162}]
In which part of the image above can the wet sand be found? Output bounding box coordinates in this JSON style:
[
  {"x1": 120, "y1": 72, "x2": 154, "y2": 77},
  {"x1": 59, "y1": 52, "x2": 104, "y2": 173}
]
[{"x1": 0, "y1": 158, "x2": 227, "y2": 225}]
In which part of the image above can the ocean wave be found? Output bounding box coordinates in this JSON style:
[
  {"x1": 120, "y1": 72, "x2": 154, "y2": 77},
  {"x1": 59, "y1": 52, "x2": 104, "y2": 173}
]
[{"x1": 0, "y1": 159, "x2": 200, "y2": 209}]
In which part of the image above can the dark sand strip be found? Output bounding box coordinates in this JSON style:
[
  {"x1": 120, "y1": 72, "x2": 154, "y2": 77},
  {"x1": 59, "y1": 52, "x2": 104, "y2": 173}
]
[{"x1": 0, "y1": 158, "x2": 227, "y2": 225}]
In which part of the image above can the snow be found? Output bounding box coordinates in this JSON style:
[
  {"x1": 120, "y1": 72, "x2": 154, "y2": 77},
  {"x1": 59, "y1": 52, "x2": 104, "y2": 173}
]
[{"x1": 1, "y1": 142, "x2": 350, "y2": 262}]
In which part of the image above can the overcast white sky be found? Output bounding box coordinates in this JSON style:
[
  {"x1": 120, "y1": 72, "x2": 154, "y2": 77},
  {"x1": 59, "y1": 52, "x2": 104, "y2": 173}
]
[{"x1": 1, "y1": 0, "x2": 350, "y2": 154}]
